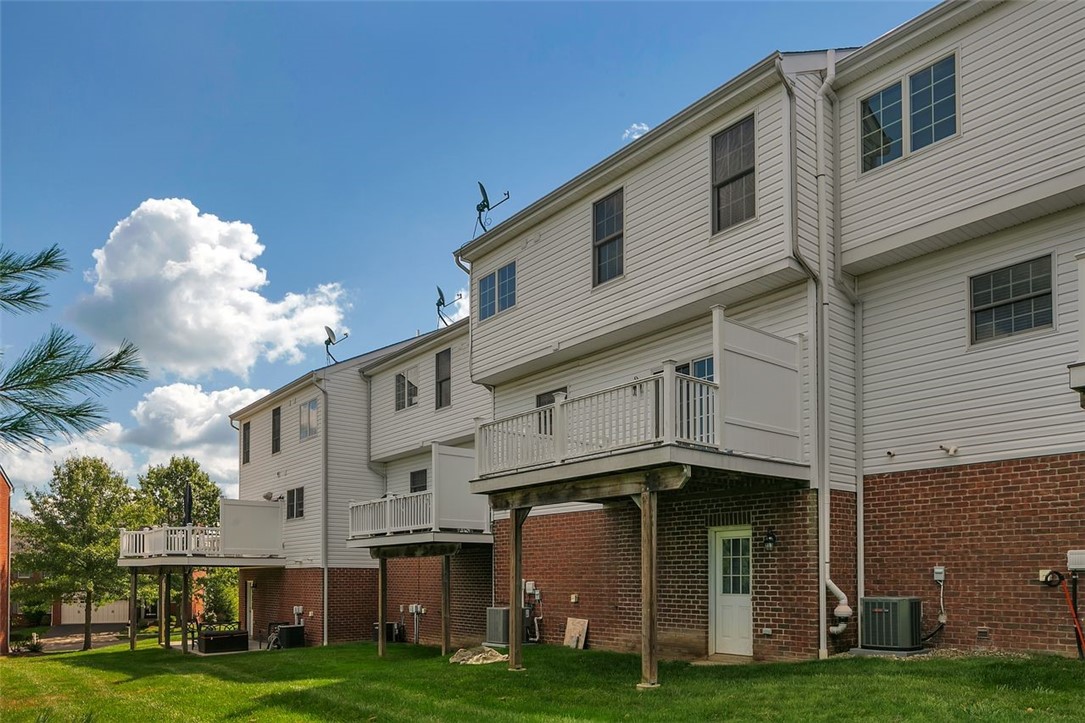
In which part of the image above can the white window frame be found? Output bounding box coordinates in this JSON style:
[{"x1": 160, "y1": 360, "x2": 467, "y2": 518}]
[
  {"x1": 286, "y1": 486, "x2": 305, "y2": 520},
  {"x1": 857, "y1": 50, "x2": 960, "y2": 175},
  {"x1": 395, "y1": 367, "x2": 419, "y2": 411},
  {"x1": 968, "y1": 255, "x2": 1054, "y2": 345},
  {"x1": 299, "y1": 398, "x2": 318, "y2": 441},
  {"x1": 478, "y1": 261, "x2": 516, "y2": 321}
]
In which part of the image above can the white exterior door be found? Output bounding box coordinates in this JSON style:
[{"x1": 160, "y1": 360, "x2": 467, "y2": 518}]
[{"x1": 710, "y1": 526, "x2": 752, "y2": 656}]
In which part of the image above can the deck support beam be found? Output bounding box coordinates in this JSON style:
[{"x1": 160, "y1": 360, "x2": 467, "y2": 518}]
[
  {"x1": 157, "y1": 572, "x2": 167, "y2": 646},
  {"x1": 164, "y1": 572, "x2": 172, "y2": 649},
  {"x1": 441, "y1": 554, "x2": 452, "y2": 656},
  {"x1": 180, "y1": 567, "x2": 190, "y2": 655},
  {"x1": 638, "y1": 489, "x2": 659, "y2": 689},
  {"x1": 128, "y1": 569, "x2": 138, "y2": 651},
  {"x1": 378, "y1": 556, "x2": 388, "y2": 658},
  {"x1": 508, "y1": 506, "x2": 530, "y2": 671}
]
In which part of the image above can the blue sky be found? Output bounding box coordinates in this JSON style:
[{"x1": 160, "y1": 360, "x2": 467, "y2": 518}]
[{"x1": 1, "y1": 1, "x2": 937, "y2": 506}]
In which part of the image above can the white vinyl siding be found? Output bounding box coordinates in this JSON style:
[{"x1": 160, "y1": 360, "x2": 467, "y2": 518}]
[
  {"x1": 387, "y1": 453, "x2": 431, "y2": 497},
  {"x1": 370, "y1": 330, "x2": 491, "y2": 462},
  {"x1": 471, "y1": 88, "x2": 788, "y2": 382},
  {"x1": 838, "y1": 1, "x2": 1085, "y2": 271},
  {"x1": 861, "y1": 207, "x2": 1084, "y2": 474}
]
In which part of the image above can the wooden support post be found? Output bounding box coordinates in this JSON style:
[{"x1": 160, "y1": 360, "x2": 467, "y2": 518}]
[
  {"x1": 638, "y1": 489, "x2": 659, "y2": 689},
  {"x1": 129, "y1": 569, "x2": 138, "y2": 651},
  {"x1": 180, "y1": 567, "x2": 190, "y2": 655},
  {"x1": 157, "y1": 572, "x2": 166, "y2": 646},
  {"x1": 377, "y1": 556, "x2": 387, "y2": 658},
  {"x1": 509, "y1": 507, "x2": 530, "y2": 671},
  {"x1": 164, "y1": 572, "x2": 172, "y2": 649},
  {"x1": 441, "y1": 554, "x2": 452, "y2": 656}
]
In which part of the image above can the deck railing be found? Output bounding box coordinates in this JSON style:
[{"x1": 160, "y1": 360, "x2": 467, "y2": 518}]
[
  {"x1": 349, "y1": 490, "x2": 434, "y2": 537},
  {"x1": 118, "y1": 526, "x2": 223, "y2": 558},
  {"x1": 478, "y1": 364, "x2": 723, "y2": 476}
]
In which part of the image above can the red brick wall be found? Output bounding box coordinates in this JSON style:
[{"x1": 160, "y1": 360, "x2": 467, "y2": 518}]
[
  {"x1": 241, "y1": 551, "x2": 491, "y2": 648},
  {"x1": 386, "y1": 545, "x2": 492, "y2": 647},
  {"x1": 493, "y1": 479, "x2": 839, "y2": 662},
  {"x1": 830, "y1": 490, "x2": 858, "y2": 653},
  {"x1": 864, "y1": 453, "x2": 1085, "y2": 656}
]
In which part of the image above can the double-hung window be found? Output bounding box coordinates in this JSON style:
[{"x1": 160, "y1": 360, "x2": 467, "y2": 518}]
[
  {"x1": 861, "y1": 54, "x2": 957, "y2": 172},
  {"x1": 410, "y1": 469, "x2": 428, "y2": 493},
  {"x1": 286, "y1": 486, "x2": 304, "y2": 519},
  {"x1": 479, "y1": 262, "x2": 516, "y2": 320},
  {"x1": 299, "y1": 398, "x2": 318, "y2": 440},
  {"x1": 593, "y1": 189, "x2": 624, "y2": 285},
  {"x1": 712, "y1": 115, "x2": 756, "y2": 233},
  {"x1": 970, "y1": 256, "x2": 1052, "y2": 343},
  {"x1": 242, "y1": 421, "x2": 251, "y2": 464},
  {"x1": 395, "y1": 368, "x2": 418, "y2": 410},
  {"x1": 435, "y1": 348, "x2": 451, "y2": 409},
  {"x1": 271, "y1": 407, "x2": 281, "y2": 454}
]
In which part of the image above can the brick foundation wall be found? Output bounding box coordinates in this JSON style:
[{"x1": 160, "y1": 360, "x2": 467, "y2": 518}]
[
  {"x1": 830, "y1": 490, "x2": 858, "y2": 653},
  {"x1": 864, "y1": 453, "x2": 1085, "y2": 656},
  {"x1": 493, "y1": 479, "x2": 838, "y2": 662},
  {"x1": 240, "y1": 567, "x2": 378, "y2": 647},
  {"x1": 386, "y1": 545, "x2": 492, "y2": 647}
]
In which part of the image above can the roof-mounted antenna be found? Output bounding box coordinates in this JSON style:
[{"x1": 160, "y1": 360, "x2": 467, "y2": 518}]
[
  {"x1": 324, "y1": 325, "x2": 348, "y2": 364},
  {"x1": 436, "y1": 285, "x2": 463, "y2": 328},
  {"x1": 474, "y1": 181, "x2": 509, "y2": 237}
]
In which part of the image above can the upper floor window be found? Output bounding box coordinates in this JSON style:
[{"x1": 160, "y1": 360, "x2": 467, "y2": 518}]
[
  {"x1": 593, "y1": 189, "x2": 624, "y2": 285},
  {"x1": 242, "y1": 422, "x2": 251, "y2": 464},
  {"x1": 395, "y1": 368, "x2": 418, "y2": 411},
  {"x1": 410, "y1": 469, "x2": 428, "y2": 493},
  {"x1": 271, "y1": 406, "x2": 281, "y2": 454},
  {"x1": 299, "y1": 398, "x2": 318, "y2": 440},
  {"x1": 479, "y1": 262, "x2": 516, "y2": 320},
  {"x1": 712, "y1": 115, "x2": 756, "y2": 233},
  {"x1": 970, "y1": 256, "x2": 1052, "y2": 343},
  {"x1": 286, "y1": 486, "x2": 304, "y2": 519},
  {"x1": 861, "y1": 54, "x2": 957, "y2": 172},
  {"x1": 435, "y1": 348, "x2": 452, "y2": 409}
]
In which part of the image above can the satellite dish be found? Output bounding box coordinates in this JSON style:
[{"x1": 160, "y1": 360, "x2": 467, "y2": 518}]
[
  {"x1": 477, "y1": 182, "x2": 491, "y2": 213},
  {"x1": 474, "y1": 180, "x2": 510, "y2": 235},
  {"x1": 323, "y1": 326, "x2": 348, "y2": 363},
  {"x1": 435, "y1": 285, "x2": 462, "y2": 328},
  {"x1": 324, "y1": 326, "x2": 336, "y2": 345},
  {"x1": 436, "y1": 286, "x2": 446, "y2": 308}
]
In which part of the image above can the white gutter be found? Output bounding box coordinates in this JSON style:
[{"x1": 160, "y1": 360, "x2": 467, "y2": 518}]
[
  {"x1": 315, "y1": 375, "x2": 330, "y2": 646},
  {"x1": 774, "y1": 57, "x2": 818, "y2": 281}
]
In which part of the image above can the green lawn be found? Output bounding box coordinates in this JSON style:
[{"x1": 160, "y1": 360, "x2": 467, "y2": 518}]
[{"x1": 2, "y1": 641, "x2": 1082, "y2": 722}]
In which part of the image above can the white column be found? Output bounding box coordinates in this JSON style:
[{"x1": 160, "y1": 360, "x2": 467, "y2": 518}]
[
  {"x1": 430, "y1": 442, "x2": 441, "y2": 532},
  {"x1": 473, "y1": 417, "x2": 485, "y2": 477},
  {"x1": 1077, "y1": 253, "x2": 1085, "y2": 361},
  {"x1": 661, "y1": 361, "x2": 677, "y2": 445},
  {"x1": 711, "y1": 305, "x2": 727, "y2": 449},
  {"x1": 552, "y1": 391, "x2": 567, "y2": 463}
]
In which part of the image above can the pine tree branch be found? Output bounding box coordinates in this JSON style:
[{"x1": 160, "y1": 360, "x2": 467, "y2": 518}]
[{"x1": 0, "y1": 244, "x2": 68, "y2": 315}]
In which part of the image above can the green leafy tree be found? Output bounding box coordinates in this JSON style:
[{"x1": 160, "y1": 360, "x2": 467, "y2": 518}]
[
  {"x1": 197, "y1": 568, "x2": 239, "y2": 623},
  {"x1": 138, "y1": 455, "x2": 223, "y2": 526},
  {"x1": 12, "y1": 456, "x2": 154, "y2": 650},
  {"x1": 0, "y1": 244, "x2": 147, "y2": 452}
]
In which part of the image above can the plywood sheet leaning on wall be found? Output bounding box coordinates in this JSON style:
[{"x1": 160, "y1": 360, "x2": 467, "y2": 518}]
[{"x1": 564, "y1": 618, "x2": 588, "y2": 649}]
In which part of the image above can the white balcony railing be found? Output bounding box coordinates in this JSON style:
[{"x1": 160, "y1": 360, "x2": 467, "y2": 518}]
[
  {"x1": 348, "y1": 444, "x2": 489, "y2": 539},
  {"x1": 477, "y1": 315, "x2": 802, "y2": 478},
  {"x1": 118, "y1": 526, "x2": 223, "y2": 558}
]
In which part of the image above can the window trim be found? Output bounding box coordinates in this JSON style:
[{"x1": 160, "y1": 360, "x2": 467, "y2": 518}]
[
  {"x1": 286, "y1": 486, "x2": 305, "y2": 520},
  {"x1": 477, "y1": 261, "x2": 517, "y2": 321},
  {"x1": 593, "y1": 188, "x2": 624, "y2": 286},
  {"x1": 395, "y1": 367, "x2": 419, "y2": 411},
  {"x1": 710, "y1": 114, "x2": 757, "y2": 235},
  {"x1": 271, "y1": 406, "x2": 281, "y2": 455},
  {"x1": 242, "y1": 421, "x2": 251, "y2": 464},
  {"x1": 299, "y1": 398, "x2": 318, "y2": 441},
  {"x1": 967, "y1": 254, "x2": 1054, "y2": 346},
  {"x1": 857, "y1": 50, "x2": 961, "y2": 176},
  {"x1": 410, "y1": 469, "x2": 428, "y2": 494},
  {"x1": 435, "y1": 348, "x2": 452, "y2": 410}
]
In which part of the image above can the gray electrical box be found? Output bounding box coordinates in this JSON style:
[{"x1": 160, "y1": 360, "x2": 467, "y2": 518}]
[
  {"x1": 1068, "y1": 550, "x2": 1085, "y2": 572},
  {"x1": 861, "y1": 597, "x2": 922, "y2": 651}
]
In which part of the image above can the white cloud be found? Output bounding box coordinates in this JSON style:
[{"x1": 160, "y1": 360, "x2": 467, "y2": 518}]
[
  {"x1": 622, "y1": 122, "x2": 650, "y2": 141},
  {"x1": 446, "y1": 288, "x2": 470, "y2": 323},
  {"x1": 73, "y1": 198, "x2": 348, "y2": 380},
  {"x1": 4, "y1": 423, "x2": 137, "y2": 500},
  {"x1": 6, "y1": 384, "x2": 267, "y2": 512}
]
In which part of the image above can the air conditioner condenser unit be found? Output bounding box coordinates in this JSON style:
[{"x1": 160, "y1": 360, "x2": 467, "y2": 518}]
[{"x1": 861, "y1": 597, "x2": 922, "y2": 651}]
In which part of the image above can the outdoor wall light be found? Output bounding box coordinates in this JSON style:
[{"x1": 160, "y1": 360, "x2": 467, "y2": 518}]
[{"x1": 763, "y1": 529, "x2": 778, "y2": 552}]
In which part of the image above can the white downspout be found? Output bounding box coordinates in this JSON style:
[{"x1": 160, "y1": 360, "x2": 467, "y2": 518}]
[{"x1": 315, "y1": 374, "x2": 330, "y2": 646}]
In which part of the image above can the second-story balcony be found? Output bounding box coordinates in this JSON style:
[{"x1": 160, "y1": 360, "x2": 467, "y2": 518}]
[
  {"x1": 474, "y1": 314, "x2": 807, "y2": 493},
  {"x1": 118, "y1": 499, "x2": 286, "y2": 568},
  {"x1": 347, "y1": 443, "x2": 491, "y2": 549}
]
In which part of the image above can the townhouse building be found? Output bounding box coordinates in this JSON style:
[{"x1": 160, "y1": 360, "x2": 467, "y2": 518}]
[{"x1": 454, "y1": 0, "x2": 1084, "y2": 686}]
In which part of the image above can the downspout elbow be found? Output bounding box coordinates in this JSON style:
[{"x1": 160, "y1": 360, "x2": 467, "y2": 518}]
[{"x1": 826, "y1": 578, "x2": 853, "y2": 619}]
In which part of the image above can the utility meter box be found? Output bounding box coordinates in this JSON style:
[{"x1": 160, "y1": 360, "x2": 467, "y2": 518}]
[{"x1": 1068, "y1": 550, "x2": 1085, "y2": 572}]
